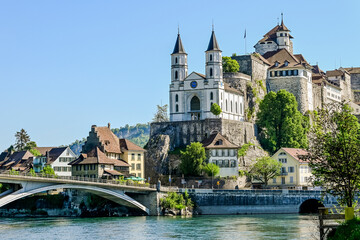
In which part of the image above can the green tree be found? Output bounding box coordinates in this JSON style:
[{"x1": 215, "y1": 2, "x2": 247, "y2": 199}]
[
  {"x1": 153, "y1": 104, "x2": 169, "y2": 122},
  {"x1": 203, "y1": 163, "x2": 220, "y2": 177},
  {"x1": 180, "y1": 142, "x2": 206, "y2": 176},
  {"x1": 24, "y1": 141, "x2": 37, "y2": 150},
  {"x1": 256, "y1": 90, "x2": 309, "y2": 154},
  {"x1": 249, "y1": 156, "x2": 282, "y2": 186},
  {"x1": 41, "y1": 165, "x2": 56, "y2": 176},
  {"x1": 15, "y1": 129, "x2": 30, "y2": 151},
  {"x1": 222, "y1": 56, "x2": 240, "y2": 73},
  {"x1": 210, "y1": 103, "x2": 222, "y2": 116},
  {"x1": 303, "y1": 102, "x2": 360, "y2": 208}
]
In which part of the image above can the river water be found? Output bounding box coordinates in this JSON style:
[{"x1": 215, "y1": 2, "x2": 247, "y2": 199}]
[{"x1": 0, "y1": 214, "x2": 319, "y2": 240}]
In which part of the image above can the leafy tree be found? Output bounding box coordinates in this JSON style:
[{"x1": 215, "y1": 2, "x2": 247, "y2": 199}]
[
  {"x1": 222, "y1": 56, "x2": 240, "y2": 73},
  {"x1": 180, "y1": 142, "x2": 206, "y2": 176},
  {"x1": 210, "y1": 103, "x2": 222, "y2": 116},
  {"x1": 249, "y1": 156, "x2": 282, "y2": 186},
  {"x1": 41, "y1": 165, "x2": 56, "y2": 176},
  {"x1": 203, "y1": 163, "x2": 220, "y2": 177},
  {"x1": 30, "y1": 149, "x2": 41, "y2": 157},
  {"x1": 256, "y1": 90, "x2": 309, "y2": 154},
  {"x1": 24, "y1": 141, "x2": 37, "y2": 150},
  {"x1": 7, "y1": 145, "x2": 15, "y2": 154},
  {"x1": 160, "y1": 191, "x2": 193, "y2": 211},
  {"x1": 303, "y1": 102, "x2": 360, "y2": 208},
  {"x1": 29, "y1": 168, "x2": 37, "y2": 177},
  {"x1": 153, "y1": 104, "x2": 169, "y2": 122},
  {"x1": 15, "y1": 129, "x2": 30, "y2": 151}
]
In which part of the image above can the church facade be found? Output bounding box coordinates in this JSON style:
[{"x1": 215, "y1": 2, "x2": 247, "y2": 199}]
[{"x1": 169, "y1": 31, "x2": 244, "y2": 122}]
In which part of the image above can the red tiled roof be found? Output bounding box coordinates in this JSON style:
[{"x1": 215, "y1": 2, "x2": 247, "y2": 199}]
[
  {"x1": 281, "y1": 148, "x2": 310, "y2": 163},
  {"x1": 119, "y1": 139, "x2": 145, "y2": 152},
  {"x1": 94, "y1": 126, "x2": 122, "y2": 154},
  {"x1": 202, "y1": 132, "x2": 239, "y2": 149}
]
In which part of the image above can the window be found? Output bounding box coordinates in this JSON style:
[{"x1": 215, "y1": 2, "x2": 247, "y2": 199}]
[
  {"x1": 210, "y1": 54, "x2": 213, "y2": 61},
  {"x1": 275, "y1": 62, "x2": 279, "y2": 67},
  {"x1": 175, "y1": 57, "x2": 178, "y2": 64},
  {"x1": 62, "y1": 167, "x2": 67, "y2": 172},
  {"x1": 131, "y1": 153, "x2": 135, "y2": 160},
  {"x1": 212, "y1": 150, "x2": 217, "y2": 156},
  {"x1": 131, "y1": 163, "x2": 135, "y2": 169},
  {"x1": 280, "y1": 33, "x2": 283, "y2": 37},
  {"x1": 231, "y1": 160, "x2": 236, "y2": 167},
  {"x1": 138, "y1": 173, "x2": 142, "y2": 178},
  {"x1": 235, "y1": 102, "x2": 238, "y2": 113},
  {"x1": 274, "y1": 71, "x2": 278, "y2": 77},
  {"x1": 284, "y1": 61, "x2": 288, "y2": 67},
  {"x1": 281, "y1": 177, "x2": 285, "y2": 184},
  {"x1": 215, "y1": 140, "x2": 223, "y2": 145},
  {"x1": 288, "y1": 167, "x2": 294, "y2": 173},
  {"x1": 281, "y1": 167, "x2": 286, "y2": 173},
  {"x1": 190, "y1": 96, "x2": 200, "y2": 111},
  {"x1": 136, "y1": 164, "x2": 141, "y2": 170},
  {"x1": 175, "y1": 94, "x2": 178, "y2": 102},
  {"x1": 138, "y1": 154, "x2": 141, "y2": 160},
  {"x1": 176, "y1": 104, "x2": 179, "y2": 112},
  {"x1": 210, "y1": 92, "x2": 213, "y2": 100},
  {"x1": 290, "y1": 176, "x2": 294, "y2": 183},
  {"x1": 225, "y1": 160, "x2": 229, "y2": 168},
  {"x1": 294, "y1": 70, "x2": 298, "y2": 75},
  {"x1": 210, "y1": 68, "x2": 213, "y2": 77},
  {"x1": 279, "y1": 158, "x2": 287, "y2": 163},
  {"x1": 273, "y1": 178, "x2": 276, "y2": 183},
  {"x1": 226, "y1": 100, "x2": 228, "y2": 111},
  {"x1": 285, "y1": 33, "x2": 287, "y2": 36},
  {"x1": 230, "y1": 101, "x2": 233, "y2": 112},
  {"x1": 175, "y1": 71, "x2": 178, "y2": 80}
]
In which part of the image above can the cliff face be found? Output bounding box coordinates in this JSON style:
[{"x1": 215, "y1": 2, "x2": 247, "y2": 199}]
[{"x1": 145, "y1": 119, "x2": 267, "y2": 183}]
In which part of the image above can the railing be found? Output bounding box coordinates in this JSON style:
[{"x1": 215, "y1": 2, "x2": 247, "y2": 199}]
[
  {"x1": 0, "y1": 170, "x2": 155, "y2": 189},
  {"x1": 318, "y1": 207, "x2": 345, "y2": 240}
]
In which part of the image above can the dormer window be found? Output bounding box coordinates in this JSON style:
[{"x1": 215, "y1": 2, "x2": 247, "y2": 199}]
[
  {"x1": 215, "y1": 140, "x2": 223, "y2": 145},
  {"x1": 275, "y1": 61, "x2": 279, "y2": 67},
  {"x1": 284, "y1": 61, "x2": 289, "y2": 67}
]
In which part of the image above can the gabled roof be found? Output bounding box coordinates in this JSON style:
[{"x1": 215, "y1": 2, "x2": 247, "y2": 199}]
[
  {"x1": 280, "y1": 148, "x2": 309, "y2": 163},
  {"x1": 184, "y1": 72, "x2": 206, "y2": 81},
  {"x1": 202, "y1": 132, "x2": 238, "y2": 149},
  {"x1": 172, "y1": 34, "x2": 186, "y2": 54},
  {"x1": 326, "y1": 68, "x2": 350, "y2": 77},
  {"x1": 262, "y1": 48, "x2": 309, "y2": 69},
  {"x1": 35, "y1": 147, "x2": 56, "y2": 156},
  {"x1": 119, "y1": 139, "x2": 145, "y2": 152},
  {"x1": 344, "y1": 67, "x2": 360, "y2": 74},
  {"x1": 69, "y1": 147, "x2": 129, "y2": 167},
  {"x1": 206, "y1": 31, "x2": 221, "y2": 51},
  {"x1": 94, "y1": 126, "x2": 122, "y2": 154},
  {"x1": 47, "y1": 147, "x2": 69, "y2": 164},
  {"x1": 0, "y1": 151, "x2": 34, "y2": 170},
  {"x1": 258, "y1": 22, "x2": 293, "y2": 43}
]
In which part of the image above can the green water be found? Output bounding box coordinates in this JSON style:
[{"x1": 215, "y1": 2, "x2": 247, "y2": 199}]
[{"x1": 0, "y1": 214, "x2": 318, "y2": 240}]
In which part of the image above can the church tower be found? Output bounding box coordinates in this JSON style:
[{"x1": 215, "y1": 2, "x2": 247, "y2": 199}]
[
  {"x1": 171, "y1": 32, "x2": 188, "y2": 82},
  {"x1": 205, "y1": 29, "x2": 222, "y2": 82}
]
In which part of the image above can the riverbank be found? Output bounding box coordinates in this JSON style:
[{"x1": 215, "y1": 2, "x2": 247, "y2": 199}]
[{"x1": 0, "y1": 214, "x2": 318, "y2": 239}]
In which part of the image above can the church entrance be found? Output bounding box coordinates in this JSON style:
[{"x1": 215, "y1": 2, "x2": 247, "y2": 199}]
[{"x1": 190, "y1": 96, "x2": 201, "y2": 120}]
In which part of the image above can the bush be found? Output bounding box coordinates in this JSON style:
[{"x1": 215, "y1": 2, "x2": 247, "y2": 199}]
[
  {"x1": 203, "y1": 163, "x2": 220, "y2": 177},
  {"x1": 328, "y1": 217, "x2": 360, "y2": 240},
  {"x1": 160, "y1": 191, "x2": 193, "y2": 211},
  {"x1": 210, "y1": 103, "x2": 222, "y2": 116}
]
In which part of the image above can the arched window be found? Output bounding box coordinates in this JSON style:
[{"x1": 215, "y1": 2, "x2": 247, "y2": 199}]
[
  {"x1": 175, "y1": 94, "x2": 178, "y2": 102},
  {"x1": 235, "y1": 102, "x2": 238, "y2": 113},
  {"x1": 225, "y1": 100, "x2": 228, "y2": 112},
  {"x1": 175, "y1": 57, "x2": 178, "y2": 64},
  {"x1": 175, "y1": 71, "x2": 178, "y2": 80},
  {"x1": 176, "y1": 104, "x2": 179, "y2": 112},
  {"x1": 210, "y1": 68, "x2": 213, "y2": 77},
  {"x1": 210, "y1": 54, "x2": 213, "y2": 61},
  {"x1": 210, "y1": 92, "x2": 213, "y2": 100},
  {"x1": 210, "y1": 102, "x2": 213, "y2": 110},
  {"x1": 231, "y1": 101, "x2": 233, "y2": 112},
  {"x1": 240, "y1": 103, "x2": 242, "y2": 114},
  {"x1": 190, "y1": 96, "x2": 200, "y2": 111}
]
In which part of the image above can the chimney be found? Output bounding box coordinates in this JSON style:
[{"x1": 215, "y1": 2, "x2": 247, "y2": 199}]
[
  {"x1": 108, "y1": 123, "x2": 111, "y2": 129},
  {"x1": 46, "y1": 151, "x2": 50, "y2": 164}
]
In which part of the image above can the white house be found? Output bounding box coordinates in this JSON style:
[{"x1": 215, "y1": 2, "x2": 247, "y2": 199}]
[
  {"x1": 34, "y1": 147, "x2": 77, "y2": 176},
  {"x1": 202, "y1": 132, "x2": 239, "y2": 177}
]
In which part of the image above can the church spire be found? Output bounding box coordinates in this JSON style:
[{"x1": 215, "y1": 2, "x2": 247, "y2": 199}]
[
  {"x1": 206, "y1": 30, "x2": 221, "y2": 51},
  {"x1": 172, "y1": 32, "x2": 186, "y2": 54}
]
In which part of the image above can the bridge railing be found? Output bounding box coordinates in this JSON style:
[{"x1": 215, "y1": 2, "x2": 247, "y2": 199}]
[{"x1": 0, "y1": 170, "x2": 156, "y2": 189}]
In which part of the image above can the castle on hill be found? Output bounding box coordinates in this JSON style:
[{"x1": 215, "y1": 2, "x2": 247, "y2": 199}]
[{"x1": 144, "y1": 18, "x2": 360, "y2": 179}]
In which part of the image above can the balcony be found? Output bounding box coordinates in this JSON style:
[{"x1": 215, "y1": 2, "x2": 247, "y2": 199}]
[{"x1": 280, "y1": 172, "x2": 288, "y2": 176}]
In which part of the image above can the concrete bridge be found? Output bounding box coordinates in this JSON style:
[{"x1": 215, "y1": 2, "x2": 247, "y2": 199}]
[
  {"x1": 181, "y1": 189, "x2": 339, "y2": 215},
  {"x1": 0, "y1": 173, "x2": 161, "y2": 215}
]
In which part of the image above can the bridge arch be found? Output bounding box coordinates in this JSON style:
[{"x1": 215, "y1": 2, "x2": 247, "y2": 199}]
[
  {"x1": 0, "y1": 184, "x2": 149, "y2": 215},
  {"x1": 299, "y1": 198, "x2": 324, "y2": 213}
]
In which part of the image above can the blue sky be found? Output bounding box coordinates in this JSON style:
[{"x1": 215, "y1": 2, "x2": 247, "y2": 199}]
[{"x1": 0, "y1": 0, "x2": 359, "y2": 150}]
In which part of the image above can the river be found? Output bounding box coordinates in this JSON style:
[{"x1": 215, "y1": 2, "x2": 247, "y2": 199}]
[{"x1": 0, "y1": 214, "x2": 318, "y2": 240}]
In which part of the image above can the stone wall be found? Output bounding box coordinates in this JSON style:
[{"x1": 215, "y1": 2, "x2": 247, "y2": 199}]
[
  {"x1": 353, "y1": 91, "x2": 360, "y2": 104},
  {"x1": 231, "y1": 54, "x2": 269, "y2": 81},
  {"x1": 312, "y1": 83, "x2": 324, "y2": 110},
  {"x1": 268, "y1": 77, "x2": 309, "y2": 113},
  {"x1": 351, "y1": 73, "x2": 360, "y2": 90}
]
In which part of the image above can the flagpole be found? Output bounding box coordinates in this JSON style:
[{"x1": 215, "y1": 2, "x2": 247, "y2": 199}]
[{"x1": 244, "y1": 29, "x2": 247, "y2": 54}]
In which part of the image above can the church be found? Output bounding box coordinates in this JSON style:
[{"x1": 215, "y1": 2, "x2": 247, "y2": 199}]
[{"x1": 169, "y1": 30, "x2": 245, "y2": 122}]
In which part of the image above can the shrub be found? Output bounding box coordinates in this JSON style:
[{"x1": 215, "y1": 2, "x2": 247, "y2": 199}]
[
  {"x1": 160, "y1": 191, "x2": 193, "y2": 211},
  {"x1": 328, "y1": 217, "x2": 360, "y2": 240}
]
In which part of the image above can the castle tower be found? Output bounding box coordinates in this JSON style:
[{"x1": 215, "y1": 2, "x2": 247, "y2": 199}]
[
  {"x1": 205, "y1": 29, "x2": 222, "y2": 82},
  {"x1": 171, "y1": 32, "x2": 188, "y2": 82},
  {"x1": 276, "y1": 15, "x2": 292, "y2": 53}
]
